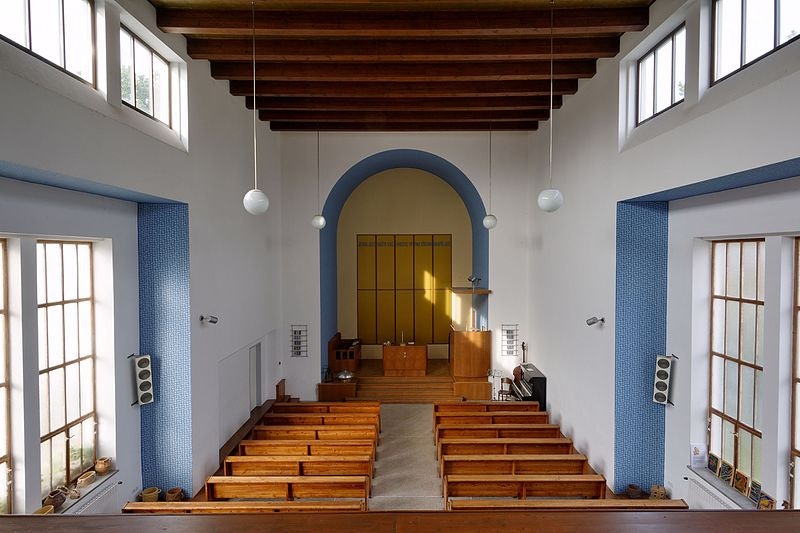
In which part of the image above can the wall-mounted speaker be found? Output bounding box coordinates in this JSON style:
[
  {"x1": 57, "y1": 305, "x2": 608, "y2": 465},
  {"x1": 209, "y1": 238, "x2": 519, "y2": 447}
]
[
  {"x1": 134, "y1": 355, "x2": 155, "y2": 405},
  {"x1": 652, "y1": 355, "x2": 674, "y2": 405}
]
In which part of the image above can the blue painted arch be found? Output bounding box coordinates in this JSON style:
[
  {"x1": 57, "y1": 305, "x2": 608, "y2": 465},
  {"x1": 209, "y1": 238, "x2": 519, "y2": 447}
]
[{"x1": 318, "y1": 149, "x2": 489, "y2": 374}]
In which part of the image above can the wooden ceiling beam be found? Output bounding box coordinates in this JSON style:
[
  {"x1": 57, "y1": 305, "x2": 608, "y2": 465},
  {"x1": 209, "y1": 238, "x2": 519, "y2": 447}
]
[
  {"x1": 258, "y1": 109, "x2": 550, "y2": 122},
  {"x1": 245, "y1": 95, "x2": 563, "y2": 111},
  {"x1": 187, "y1": 37, "x2": 620, "y2": 62},
  {"x1": 229, "y1": 79, "x2": 579, "y2": 97},
  {"x1": 269, "y1": 121, "x2": 541, "y2": 131},
  {"x1": 151, "y1": 1, "x2": 652, "y2": 11},
  {"x1": 157, "y1": 7, "x2": 648, "y2": 37},
  {"x1": 211, "y1": 60, "x2": 595, "y2": 82}
]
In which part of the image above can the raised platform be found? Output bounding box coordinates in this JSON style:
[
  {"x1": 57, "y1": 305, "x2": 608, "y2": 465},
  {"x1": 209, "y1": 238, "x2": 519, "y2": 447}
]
[{"x1": 354, "y1": 360, "x2": 462, "y2": 403}]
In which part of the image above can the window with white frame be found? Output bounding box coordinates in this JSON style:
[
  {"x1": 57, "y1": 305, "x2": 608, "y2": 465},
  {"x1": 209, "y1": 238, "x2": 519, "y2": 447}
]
[
  {"x1": 120, "y1": 26, "x2": 172, "y2": 127},
  {"x1": 708, "y1": 240, "x2": 765, "y2": 498},
  {"x1": 0, "y1": 0, "x2": 95, "y2": 85},
  {"x1": 637, "y1": 24, "x2": 686, "y2": 124},
  {"x1": 714, "y1": 0, "x2": 800, "y2": 82},
  {"x1": 37, "y1": 241, "x2": 96, "y2": 498},
  {"x1": 0, "y1": 240, "x2": 11, "y2": 513}
]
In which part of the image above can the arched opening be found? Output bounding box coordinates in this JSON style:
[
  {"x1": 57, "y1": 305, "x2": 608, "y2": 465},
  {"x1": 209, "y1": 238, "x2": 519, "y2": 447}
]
[{"x1": 318, "y1": 149, "x2": 488, "y2": 375}]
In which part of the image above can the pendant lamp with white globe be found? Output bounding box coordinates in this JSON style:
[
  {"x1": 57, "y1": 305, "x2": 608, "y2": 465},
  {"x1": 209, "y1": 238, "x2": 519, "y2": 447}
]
[
  {"x1": 311, "y1": 130, "x2": 326, "y2": 229},
  {"x1": 482, "y1": 129, "x2": 498, "y2": 229},
  {"x1": 243, "y1": 2, "x2": 269, "y2": 215},
  {"x1": 537, "y1": 0, "x2": 564, "y2": 213}
]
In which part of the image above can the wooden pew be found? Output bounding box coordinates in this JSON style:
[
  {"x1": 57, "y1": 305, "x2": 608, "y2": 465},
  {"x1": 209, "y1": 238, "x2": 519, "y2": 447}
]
[
  {"x1": 270, "y1": 401, "x2": 380, "y2": 414},
  {"x1": 261, "y1": 413, "x2": 380, "y2": 430},
  {"x1": 435, "y1": 423, "x2": 562, "y2": 446},
  {"x1": 205, "y1": 475, "x2": 370, "y2": 508},
  {"x1": 434, "y1": 401, "x2": 540, "y2": 416},
  {"x1": 123, "y1": 500, "x2": 366, "y2": 514},
  {"x1": 435, "y1": 411, "x2": 548, "y2": 427},
  {"x1": 447, "y1": 499, "x2": 689, "y2": 511},
  {"x1": 270, "y1": 402, "x2": 381, "y2": 431},
  {"x1": 251, "y1": 425, "x2": 378, "y2": 445},
  {"x1": 437, "y1": 437, "x2": 573, "y2": 460},
  {"x1": 440, "y1": 454, "x2": 591, "y2": 478},
  {"x1": 443, "y1": 474, "x2": 606, "y2": 499},
  {"x1": 238, "y1": 439, "x2": 375, "y2": 461},
  {"x1": 225, "y1": 455, "x2": 373, "y2": 479}
]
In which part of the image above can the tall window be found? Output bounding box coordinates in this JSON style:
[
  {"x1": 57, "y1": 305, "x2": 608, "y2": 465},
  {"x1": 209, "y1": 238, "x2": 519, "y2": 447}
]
[
  {"x1": 637, "y1": 25, "x2": 686, "y2": 124},
  {"x1": 0, "y1": 0, "x2": 95, "y2": 85},
  {"x1": 0, "y1": 240, "x2": 11, "y2": 513},
  {"x1": 792, "y1": 238, "x2": 800, "y2": 508},
  {"x1": 714, "y1": 0, "x2": 800, "y2": 82},
  {"x1": 120, "y1": 27, "x2": 172, "y2": 126},
  {"x1": 709, "y1": 240, "x2": 765, "y2": 495},
  {"x1": 37, "y1": 241, "x2": 96, "y2": 498}
]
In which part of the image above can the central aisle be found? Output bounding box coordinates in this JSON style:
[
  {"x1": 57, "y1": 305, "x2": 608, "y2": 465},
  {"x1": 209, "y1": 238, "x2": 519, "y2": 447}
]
[{"x1": 368, "y1": 404, "x2": 444, "y2": 510}]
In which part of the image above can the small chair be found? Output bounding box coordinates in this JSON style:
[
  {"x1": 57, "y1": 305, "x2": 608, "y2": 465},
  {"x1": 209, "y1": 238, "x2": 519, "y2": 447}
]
[{"x1": 497, "y1": 377, "x2": 514, "y2": 401}]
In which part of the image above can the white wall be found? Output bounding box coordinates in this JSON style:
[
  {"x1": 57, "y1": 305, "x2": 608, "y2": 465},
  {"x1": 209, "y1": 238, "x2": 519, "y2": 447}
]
[
  {"x1": 0, "y1": 177, "x2": 140, "y2": 512},
  {"x1": 280, "y1": 132, "x2": 532, "y2": 399},
  {"x1": 0, "y1": 0, "x2": 283, "y2": 496},
  {"x1": 528, "y1": 0, "x2": 800, "y2": 490},
  {"x1": 667, "y1": 177, "x2": 800, "y2": 503}
]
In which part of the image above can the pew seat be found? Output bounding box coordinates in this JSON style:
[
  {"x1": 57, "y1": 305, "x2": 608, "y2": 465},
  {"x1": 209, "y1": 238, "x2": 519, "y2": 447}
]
[
  {"x1": 440, "y1": 454, "x2": 591, "y2": 477},
  {"x1": 225, "y1": 455, "x2": 373, "y2": 479},
  {"x1": 238, "y1": 439, "x2": 375, "y2": 461},
  {"x1": 123, "y1": 500, "x2": 366, "y2": 514},
  {"x1": 446, "y1": 498, "x2": 688, "y2": 511},
  {"x1": 444, "y1": 474, "x2": 606, "y2": 499},
  {"x1": 437, "y1": 437, "x2": 573, "y2": 459},
  {"x1": 205, "y1": 475, "x2": 370, "y2": 506}
]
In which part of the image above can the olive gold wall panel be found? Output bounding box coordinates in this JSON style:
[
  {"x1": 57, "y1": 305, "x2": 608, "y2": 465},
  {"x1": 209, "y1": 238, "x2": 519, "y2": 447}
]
[
  {"x1": 357, "y1": 234, "x2": 452, "y2": 345},
  {"x1": 337, "y1": 168, "x2": 472, "y2": 349}
]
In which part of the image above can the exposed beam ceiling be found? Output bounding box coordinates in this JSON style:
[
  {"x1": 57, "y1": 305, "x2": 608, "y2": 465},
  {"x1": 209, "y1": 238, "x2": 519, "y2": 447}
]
[{"x1": 151, "y1": 0, "x2": 653, "y2": 131}]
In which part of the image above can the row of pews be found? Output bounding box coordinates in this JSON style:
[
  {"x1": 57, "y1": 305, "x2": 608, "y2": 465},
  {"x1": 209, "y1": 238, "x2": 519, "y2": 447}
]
[
  {"x1": 124, "y1": 401, "x2": 380, "y2": 514},
  {"x1": 432, "y1": 401, "x2": 688, "y2": 511}
]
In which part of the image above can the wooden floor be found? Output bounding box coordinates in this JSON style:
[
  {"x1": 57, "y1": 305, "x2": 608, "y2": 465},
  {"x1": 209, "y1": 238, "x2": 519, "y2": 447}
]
[{"x1": 8, "y1": 510, "x2": 800, "y2": 532}]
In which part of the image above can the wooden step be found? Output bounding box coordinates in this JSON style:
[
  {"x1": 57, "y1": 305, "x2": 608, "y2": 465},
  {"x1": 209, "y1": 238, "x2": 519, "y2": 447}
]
[{"x1": 357, "y1": 376, "x2": 453, "y2": 384}]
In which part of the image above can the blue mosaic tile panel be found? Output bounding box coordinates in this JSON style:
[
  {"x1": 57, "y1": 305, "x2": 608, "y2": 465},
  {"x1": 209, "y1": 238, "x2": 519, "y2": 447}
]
[
  {"x1": 138, "y1": 203, "x2": 192, "y2": 494},
  {"x1": 614, "y1": 201, "x2": 668, "y2": 494}
]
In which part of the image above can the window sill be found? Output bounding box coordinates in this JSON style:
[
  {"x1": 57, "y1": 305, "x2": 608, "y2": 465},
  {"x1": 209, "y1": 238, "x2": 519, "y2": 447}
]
[
  {"x1": 56, "y1": 469, "x2": 120, "y2": 515},
  {"x1": 686, "y1": 465, "x2": 755, "y2": 510}
]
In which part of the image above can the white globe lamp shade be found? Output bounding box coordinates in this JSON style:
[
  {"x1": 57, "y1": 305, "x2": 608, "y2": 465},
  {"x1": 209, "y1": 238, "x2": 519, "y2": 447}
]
[
  {"x1": 243, "y1": 188, "x2": 269, "y2": 215},
  {"x1": 482, "y1": 214, "x2": 497, "y2": 229},
  {"x1": 537, "y1": 188, "x2": 564, "y2": 212},
  {"x1": 311, "y1": 214, "x2": 327, "y2": 229}
]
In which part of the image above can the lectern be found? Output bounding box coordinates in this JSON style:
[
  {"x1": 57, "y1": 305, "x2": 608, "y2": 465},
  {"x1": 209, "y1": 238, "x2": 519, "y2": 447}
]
[{"x1": 449, "y1": 330, "x2": 491, "y2": 399}]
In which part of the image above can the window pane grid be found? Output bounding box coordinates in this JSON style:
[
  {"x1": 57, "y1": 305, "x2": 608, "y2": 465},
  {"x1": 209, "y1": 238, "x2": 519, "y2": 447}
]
[
  {"x1": 636, "y1": 25, "x2": 685, "y2": 125},
  {"x1": 0, "y1": 240, "x2": 10, "y2": 513},
  {"x1": 0, "y1": 0, "x2": 94, "y2": 85},
  {"x1": 37, "y1": 241, "x2": 96, "y2": 496},
  {"x1": 709, "y1": 239, "x2": 765, "y2": 489},
  {"x1": 121, "y1": 26, "x2": 172, "y2": 128},
  {"x1": 713, "y1": 0, "x2": 800, "y2": 83}
]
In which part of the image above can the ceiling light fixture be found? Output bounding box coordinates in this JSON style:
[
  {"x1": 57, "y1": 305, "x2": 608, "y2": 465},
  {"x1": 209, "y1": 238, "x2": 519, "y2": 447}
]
[
  {"x1": 482, "y1": 128, "x2": 498, "y2": 230},
  {"x1": 537, "y1": 0, "x2": 564, "y2": 213},
  {"x1": 242, "y1": 1, "x2": 269, "y2": 215},
  {"x1": 311, "y1": 130, "x2": 326, "y2": 229}
]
